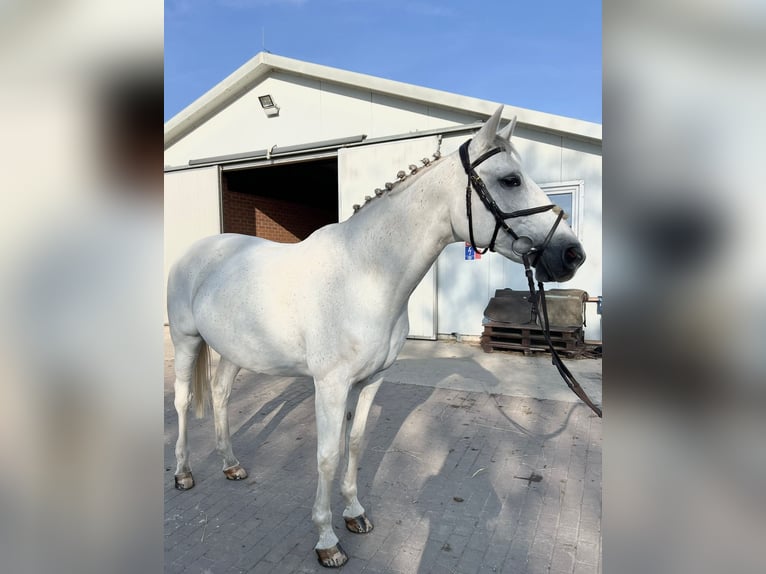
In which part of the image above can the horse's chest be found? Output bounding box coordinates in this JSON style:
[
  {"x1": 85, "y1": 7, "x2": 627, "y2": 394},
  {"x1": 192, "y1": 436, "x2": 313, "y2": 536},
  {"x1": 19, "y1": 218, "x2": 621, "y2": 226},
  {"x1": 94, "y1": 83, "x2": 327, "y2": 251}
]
[{"x1": 305, "y1": 306, "x2": 408, "y2": 380}]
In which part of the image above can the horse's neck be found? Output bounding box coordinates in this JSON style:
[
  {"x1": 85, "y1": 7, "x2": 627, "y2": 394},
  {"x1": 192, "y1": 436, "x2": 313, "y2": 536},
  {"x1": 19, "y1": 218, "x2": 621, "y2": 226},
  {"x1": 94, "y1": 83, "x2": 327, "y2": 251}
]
[{"x1": 341, "y1": 162, "x2": 456, "y2": 305}]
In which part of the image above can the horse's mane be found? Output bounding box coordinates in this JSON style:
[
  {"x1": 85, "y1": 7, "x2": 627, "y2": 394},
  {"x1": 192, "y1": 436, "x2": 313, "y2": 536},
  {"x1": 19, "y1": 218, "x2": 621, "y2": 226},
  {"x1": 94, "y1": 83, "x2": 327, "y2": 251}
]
[
  {"x1": 350, "y1": 148, "x2": 444, "y2": 215},
  {"x1": 350, "y1": 135, "x2": 521, "y2": 216}
]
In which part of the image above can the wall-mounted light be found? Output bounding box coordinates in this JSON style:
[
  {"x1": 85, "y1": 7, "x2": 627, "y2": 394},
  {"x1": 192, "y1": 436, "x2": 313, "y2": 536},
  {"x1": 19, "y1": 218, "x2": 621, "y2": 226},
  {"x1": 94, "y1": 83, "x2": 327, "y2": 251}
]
[{"x1": 258, "y1": 94, "x2": 280, "y2": 117}]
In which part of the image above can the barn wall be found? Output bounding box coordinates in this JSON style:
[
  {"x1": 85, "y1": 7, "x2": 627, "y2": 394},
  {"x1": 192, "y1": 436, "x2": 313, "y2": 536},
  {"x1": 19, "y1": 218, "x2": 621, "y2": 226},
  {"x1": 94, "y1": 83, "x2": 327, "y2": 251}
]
[
  {"x1": 164, "y1": 166, "x2": 221, "y2": 323},
  {"x1": 164, "y1": 72, "x2": 479, "y2": 167}
]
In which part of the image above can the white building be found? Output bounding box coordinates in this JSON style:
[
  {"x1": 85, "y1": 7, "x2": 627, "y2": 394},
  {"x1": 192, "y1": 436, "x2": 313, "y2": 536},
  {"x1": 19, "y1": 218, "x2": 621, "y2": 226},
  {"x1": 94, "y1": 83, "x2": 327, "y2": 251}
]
[{"x1": 164, "y1": 52, "x2": 602, "y2": 340}]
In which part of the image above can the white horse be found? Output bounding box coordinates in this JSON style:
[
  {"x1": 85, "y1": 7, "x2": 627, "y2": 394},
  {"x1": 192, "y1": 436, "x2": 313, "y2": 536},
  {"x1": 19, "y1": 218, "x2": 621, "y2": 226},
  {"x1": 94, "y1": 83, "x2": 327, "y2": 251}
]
[{"x1": 167, "y1": 106, "x2": 585, "y2": 567}]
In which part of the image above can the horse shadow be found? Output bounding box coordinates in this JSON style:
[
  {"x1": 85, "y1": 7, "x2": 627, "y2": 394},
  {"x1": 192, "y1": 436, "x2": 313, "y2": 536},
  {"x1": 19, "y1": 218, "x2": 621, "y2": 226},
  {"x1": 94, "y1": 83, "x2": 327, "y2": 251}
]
[
  {"x1": 342, "y1": 356, "x2": 585, "y2": 572},
  {"x1": 164, "y1": 353, "x2": 590, "y2": 573}
]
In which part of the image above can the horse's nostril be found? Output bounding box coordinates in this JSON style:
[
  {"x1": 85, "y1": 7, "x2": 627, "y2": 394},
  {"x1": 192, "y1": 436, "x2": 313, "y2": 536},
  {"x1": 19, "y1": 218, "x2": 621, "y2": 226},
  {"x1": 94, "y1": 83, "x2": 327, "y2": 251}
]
[{"x1": 563, "y1": 245, "x2": 585, "y2": 269}]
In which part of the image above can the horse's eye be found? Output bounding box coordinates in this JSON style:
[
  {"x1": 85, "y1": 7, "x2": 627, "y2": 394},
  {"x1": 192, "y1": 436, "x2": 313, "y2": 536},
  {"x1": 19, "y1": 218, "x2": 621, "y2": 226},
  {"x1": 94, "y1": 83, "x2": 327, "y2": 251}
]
[{"x1": 500, "y1": 173, "x2": 522, "y2": 188}]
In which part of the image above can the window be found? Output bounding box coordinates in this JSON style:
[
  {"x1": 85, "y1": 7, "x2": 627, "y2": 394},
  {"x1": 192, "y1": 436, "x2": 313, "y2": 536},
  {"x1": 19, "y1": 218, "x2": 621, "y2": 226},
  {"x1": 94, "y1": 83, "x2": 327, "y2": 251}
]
[{"x1": 540, "y1": 180, "x2": 584, "y2": 237}]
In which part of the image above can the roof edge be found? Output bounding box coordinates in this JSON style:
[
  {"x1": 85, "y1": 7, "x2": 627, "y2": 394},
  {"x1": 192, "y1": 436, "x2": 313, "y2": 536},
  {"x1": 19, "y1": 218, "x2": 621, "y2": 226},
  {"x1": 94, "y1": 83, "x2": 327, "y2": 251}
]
[
  {"x1": 164, "y1": 52, "x2": 601, "y2": 149},
  {"x1": 164, "y1": 52, "x2": 271, "y2": 148}
]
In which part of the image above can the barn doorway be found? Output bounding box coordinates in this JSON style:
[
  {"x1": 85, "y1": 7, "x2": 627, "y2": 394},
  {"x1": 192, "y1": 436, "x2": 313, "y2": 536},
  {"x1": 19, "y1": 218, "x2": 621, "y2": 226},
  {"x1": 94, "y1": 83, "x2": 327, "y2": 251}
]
[{"x1": 221, "y1": 157, "x2": 338, "y2": 242}]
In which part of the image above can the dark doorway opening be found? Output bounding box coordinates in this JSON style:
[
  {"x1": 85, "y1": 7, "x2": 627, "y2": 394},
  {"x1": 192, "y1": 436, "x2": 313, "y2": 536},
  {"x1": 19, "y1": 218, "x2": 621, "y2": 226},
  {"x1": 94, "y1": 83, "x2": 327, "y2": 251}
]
[{"x1": 221, "y1": 157, "x2": 338, "y2": 243}]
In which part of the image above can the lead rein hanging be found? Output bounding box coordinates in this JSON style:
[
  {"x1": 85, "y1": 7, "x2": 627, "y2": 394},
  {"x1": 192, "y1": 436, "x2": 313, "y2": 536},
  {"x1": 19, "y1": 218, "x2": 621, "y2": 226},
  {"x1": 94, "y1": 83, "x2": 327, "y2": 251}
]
[{"x1": 535, "y1": 280, "x2": 603, "y2": 418}]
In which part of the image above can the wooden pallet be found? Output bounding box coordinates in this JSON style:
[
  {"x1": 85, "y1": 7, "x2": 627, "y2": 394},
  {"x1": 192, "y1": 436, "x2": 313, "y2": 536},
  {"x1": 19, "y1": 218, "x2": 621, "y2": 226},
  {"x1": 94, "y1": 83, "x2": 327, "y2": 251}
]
[{"x1": 480, "y1": 321, "x2": 584, "y2": 356}]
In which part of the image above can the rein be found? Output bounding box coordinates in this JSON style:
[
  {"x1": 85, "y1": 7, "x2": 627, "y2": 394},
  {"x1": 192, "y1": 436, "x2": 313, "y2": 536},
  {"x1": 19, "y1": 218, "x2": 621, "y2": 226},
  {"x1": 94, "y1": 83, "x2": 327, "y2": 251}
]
[
  {"x1": 459, "y1": 138, "x2": 603, "y2": 418},
  {"x1": 522, "y1": 262, "x2": 603, "y2": 418}
]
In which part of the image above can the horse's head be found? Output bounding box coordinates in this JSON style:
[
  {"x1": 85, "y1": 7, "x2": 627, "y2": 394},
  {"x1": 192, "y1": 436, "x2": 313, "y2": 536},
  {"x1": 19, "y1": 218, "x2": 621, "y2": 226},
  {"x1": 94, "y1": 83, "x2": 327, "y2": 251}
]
[{"x1": 449, "y1": 106, "x2": 585, "y2": 282}]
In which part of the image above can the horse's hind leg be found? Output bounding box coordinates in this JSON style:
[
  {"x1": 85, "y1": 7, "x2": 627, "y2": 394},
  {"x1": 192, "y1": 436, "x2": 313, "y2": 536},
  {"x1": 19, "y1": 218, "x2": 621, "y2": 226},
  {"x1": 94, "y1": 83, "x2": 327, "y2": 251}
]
[
  {"x1": 172, "y1": 333, "x2": 202, "y2": 490},
  {"x1": 210, "y1": 358, "x2": 247, "y2": 480},
  {"x1": 341, "y1": 375, "x2": 383, "y2": 534}
]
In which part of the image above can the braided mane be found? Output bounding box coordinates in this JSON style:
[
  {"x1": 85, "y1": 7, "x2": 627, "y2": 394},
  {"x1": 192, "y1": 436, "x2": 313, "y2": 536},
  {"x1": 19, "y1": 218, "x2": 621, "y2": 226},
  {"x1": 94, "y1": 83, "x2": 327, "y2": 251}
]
[
  {"x1": 350, "y1": 133, "x2": 520, "y2": 216},
  {"x1": 350, "y1": 148, "x2": 444, "y2": 215}
]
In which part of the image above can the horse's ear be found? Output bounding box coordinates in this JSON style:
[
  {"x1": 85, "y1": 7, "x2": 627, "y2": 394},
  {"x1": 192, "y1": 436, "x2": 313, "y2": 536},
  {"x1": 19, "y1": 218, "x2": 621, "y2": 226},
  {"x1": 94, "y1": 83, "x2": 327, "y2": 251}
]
[
  {"x1": 472, "y1": 105, "x2": 504, "y2": 153},
  {"x1": 498, "y1": 115, "x2": 517, "y2": 141}
]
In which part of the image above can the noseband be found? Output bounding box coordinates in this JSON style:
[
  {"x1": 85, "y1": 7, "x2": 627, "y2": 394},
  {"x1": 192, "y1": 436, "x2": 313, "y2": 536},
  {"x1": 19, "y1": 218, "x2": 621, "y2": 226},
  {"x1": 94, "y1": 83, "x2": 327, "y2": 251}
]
[{"x1": 459, "y1": 138, "x2": 602, "y2": 418}]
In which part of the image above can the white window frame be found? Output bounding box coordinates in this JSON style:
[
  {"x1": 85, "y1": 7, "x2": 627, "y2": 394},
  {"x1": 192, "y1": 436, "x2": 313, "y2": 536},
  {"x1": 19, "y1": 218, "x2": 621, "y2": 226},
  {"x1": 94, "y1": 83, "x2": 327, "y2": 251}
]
[{"x1": 540, "y1": 180, "x2": 584, "y2": 238}]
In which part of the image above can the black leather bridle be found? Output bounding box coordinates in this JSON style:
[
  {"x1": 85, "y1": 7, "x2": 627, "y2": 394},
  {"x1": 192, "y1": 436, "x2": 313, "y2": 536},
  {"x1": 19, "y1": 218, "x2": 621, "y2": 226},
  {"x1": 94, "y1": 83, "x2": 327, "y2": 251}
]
[
  {"x1": 459, "y1": 139, "x2": 563, "y2": 262},
  {"x1": 460, "y1": 138, "x2": 602, "y2": 418}
]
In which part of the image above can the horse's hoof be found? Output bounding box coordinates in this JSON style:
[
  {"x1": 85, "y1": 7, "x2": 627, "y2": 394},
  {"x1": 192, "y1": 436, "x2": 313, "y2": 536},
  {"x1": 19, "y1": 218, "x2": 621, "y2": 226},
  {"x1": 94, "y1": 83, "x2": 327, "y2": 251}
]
[
  {"x1": 344, "y1": 513, "x2": 374, "y2": 534},
  {"x1": 223, "y1": 464, "x2": 247, "y2": 480},
  {"x1": 174, "y1": 471, "x2": 194, "y2": 490},
  {"x1": 316, "y1": 543, "x2": 348, "y2": 568}
]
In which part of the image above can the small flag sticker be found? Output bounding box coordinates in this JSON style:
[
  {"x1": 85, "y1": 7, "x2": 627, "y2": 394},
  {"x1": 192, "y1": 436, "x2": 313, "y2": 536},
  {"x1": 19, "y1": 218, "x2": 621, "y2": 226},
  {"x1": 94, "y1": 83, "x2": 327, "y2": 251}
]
[{"x1": 465, "y1": 243, "x2": 481, "y2": 260}]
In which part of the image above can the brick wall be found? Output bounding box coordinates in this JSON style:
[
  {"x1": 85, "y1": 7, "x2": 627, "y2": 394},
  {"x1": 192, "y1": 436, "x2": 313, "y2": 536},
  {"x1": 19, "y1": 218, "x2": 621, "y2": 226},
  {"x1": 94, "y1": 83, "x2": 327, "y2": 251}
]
[
  {"x1": 222, "y1": 189, "x2": 259, "y2": 236},
  {"x1": 253, "y1": 196, "x2": 334, "y2": 243},
  {"x1": 222, "y1": 188, "x2": 336, "y2": 243}
]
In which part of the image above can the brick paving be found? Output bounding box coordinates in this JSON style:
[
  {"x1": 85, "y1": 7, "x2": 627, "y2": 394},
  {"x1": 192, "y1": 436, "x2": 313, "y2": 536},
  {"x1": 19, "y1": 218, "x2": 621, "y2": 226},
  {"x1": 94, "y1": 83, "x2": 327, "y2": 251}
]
[{"x1": 164, "y1": 336, "x2": 602, "y2": 574}]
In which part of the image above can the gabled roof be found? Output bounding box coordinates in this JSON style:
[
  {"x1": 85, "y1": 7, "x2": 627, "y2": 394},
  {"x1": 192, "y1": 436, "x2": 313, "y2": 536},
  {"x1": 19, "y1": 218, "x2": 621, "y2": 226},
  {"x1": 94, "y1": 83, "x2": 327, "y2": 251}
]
[{"x1": 164, "y1": 52, "x2": 601, "y2": 149}]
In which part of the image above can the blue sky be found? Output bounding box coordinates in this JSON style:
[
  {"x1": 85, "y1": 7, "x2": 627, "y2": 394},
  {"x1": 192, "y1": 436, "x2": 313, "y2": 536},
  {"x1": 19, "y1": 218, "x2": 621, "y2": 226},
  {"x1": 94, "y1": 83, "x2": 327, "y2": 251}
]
[{"x1": 165, "y1": 0, "x2": 601, "y2": 123}]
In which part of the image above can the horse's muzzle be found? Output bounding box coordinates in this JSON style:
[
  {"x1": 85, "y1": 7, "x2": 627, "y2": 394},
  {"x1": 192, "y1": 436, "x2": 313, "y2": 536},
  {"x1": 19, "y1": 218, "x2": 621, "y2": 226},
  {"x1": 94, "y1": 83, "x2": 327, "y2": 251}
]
[
  {"x1": 563, "y1": 243, "x2": 586, "y2": 271},
  {"x1": 535, "y1": 242, "x2": 586, "y2": 283}
]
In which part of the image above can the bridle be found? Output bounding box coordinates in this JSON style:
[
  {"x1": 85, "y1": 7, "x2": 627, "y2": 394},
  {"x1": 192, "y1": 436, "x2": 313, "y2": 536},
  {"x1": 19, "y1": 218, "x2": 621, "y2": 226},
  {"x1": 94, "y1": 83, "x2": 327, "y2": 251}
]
[
  {"x1": 459, "y1": 139, "x2": 563, "y2": 263},
  {"x1": 459, "y1": 139, "x2": 603, "y2": 418}
]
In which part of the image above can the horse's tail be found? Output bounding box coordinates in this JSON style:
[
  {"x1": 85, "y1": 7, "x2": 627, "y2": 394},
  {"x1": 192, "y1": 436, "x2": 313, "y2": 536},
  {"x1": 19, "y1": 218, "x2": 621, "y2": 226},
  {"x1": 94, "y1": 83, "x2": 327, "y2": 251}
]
[{"x1": 193, "y1": 341, "x2": 212, "y2": 418}]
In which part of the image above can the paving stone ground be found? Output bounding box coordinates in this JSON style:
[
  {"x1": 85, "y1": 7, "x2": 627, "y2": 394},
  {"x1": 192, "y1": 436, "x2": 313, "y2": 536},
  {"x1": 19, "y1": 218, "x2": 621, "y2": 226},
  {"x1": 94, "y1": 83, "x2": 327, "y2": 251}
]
[{"x1": 164, "y1": 332, "x2": 602, "y2": 574}]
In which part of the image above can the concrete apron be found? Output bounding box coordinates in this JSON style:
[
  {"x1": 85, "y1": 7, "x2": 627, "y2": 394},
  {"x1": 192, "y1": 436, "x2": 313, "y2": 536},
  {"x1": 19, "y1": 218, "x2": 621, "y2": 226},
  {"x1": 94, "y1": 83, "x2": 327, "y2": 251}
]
[{"x1": 386, "y1": 339, "x2": 602, "y2": 405}]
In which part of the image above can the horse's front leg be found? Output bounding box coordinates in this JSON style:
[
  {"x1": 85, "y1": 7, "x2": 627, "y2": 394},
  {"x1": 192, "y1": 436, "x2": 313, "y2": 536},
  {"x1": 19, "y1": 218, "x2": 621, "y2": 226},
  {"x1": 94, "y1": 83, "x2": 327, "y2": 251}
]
[
  {"x1": 312, "y1": 374, "x2": 352, "y2": 568},
  {"x1": 341, "y1": 375, "x2": 383, "y2": 534}
]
